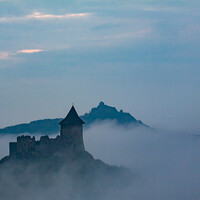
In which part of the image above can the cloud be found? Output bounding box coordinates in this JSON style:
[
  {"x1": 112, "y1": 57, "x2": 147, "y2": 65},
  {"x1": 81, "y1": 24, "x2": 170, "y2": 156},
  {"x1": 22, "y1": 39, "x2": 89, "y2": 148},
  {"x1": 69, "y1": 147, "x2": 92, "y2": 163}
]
[
  {"x1": 28, "y1": 12, "x2": 89, "y2": 19},
  {"x1": 84, "y1": 122, "x2": 200, "y2": 199},
  {"x1": 17, "y1": 49, "x2": 45, "y2": 54},
  {"x1": 0, "y1": 49, "x2": 45, "y2": 60},
  {"x1": 134, "y1": 5, "x2": 180, "y2": 13},
  {"x1": 0, "y1": 12, "x2": 90, "y2": 23},
  {"x1": 0, "y1": 122, "x2": 200, "y2": 200},
  {"x1": 0, "y1": 52, "x2": 11, "y2": 60},
  {"x1": 103, "y1": 28, "x2": 152, "y2": 40}
]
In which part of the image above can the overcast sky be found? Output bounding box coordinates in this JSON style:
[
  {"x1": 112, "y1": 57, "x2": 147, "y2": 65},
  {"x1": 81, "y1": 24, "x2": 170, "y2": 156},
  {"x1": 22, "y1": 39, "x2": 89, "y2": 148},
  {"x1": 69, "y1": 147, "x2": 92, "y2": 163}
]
[{"x1": 0, "y1": 0, "x2": 200, "y2": 131}]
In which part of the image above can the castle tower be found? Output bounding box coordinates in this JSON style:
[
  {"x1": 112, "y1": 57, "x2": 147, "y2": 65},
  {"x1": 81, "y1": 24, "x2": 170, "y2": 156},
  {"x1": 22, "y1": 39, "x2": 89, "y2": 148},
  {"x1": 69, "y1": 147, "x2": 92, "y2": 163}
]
[{"x1": 59, "y1": 106, "x2": 85, "y2": 151}]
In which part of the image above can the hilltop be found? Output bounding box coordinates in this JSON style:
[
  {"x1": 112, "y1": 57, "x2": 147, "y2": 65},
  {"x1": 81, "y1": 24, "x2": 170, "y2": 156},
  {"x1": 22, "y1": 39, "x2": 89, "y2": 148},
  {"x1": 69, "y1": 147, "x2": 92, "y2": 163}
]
[
  {"x1": 83, "y1": 101, "x2": 146, "y2": 126},
  {"x1": 0, "y1": 102, "x2": 148, "y2": 134},
  {"x1": 0, "y1": 105, "x2": 132, "y2": 200},
  {"x1": 0, "y1": 140, "x2": 131, "y2": 200}
]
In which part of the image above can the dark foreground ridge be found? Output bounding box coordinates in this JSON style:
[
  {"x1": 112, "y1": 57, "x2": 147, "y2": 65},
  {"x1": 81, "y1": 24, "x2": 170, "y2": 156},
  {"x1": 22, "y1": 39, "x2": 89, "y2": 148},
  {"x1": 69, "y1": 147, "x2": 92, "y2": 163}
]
[
  {"x1": 0, "y1": 102, "x2": 148, "y2": 135},
  {"x1": 0, "y1": 106, "x2": 132, "y2": 200}
]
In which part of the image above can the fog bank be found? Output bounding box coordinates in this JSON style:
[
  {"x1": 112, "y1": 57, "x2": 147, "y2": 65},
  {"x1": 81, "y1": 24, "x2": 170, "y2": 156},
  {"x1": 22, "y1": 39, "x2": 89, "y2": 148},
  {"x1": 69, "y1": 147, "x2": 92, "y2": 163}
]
[
  {"x1": 84, "y1": 122, "x2": 200, "y2": 199},
  {"x1": 0, "y1": 122, "x2": 200, "y2": 200}
]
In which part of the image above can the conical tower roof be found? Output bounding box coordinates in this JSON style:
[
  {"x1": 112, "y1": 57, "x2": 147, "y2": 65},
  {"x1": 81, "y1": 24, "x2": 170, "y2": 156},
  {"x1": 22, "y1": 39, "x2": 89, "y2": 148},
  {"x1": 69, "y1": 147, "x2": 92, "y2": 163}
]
[{"x1": 59, "y1": 106, "x2": 85, "y2": 125}]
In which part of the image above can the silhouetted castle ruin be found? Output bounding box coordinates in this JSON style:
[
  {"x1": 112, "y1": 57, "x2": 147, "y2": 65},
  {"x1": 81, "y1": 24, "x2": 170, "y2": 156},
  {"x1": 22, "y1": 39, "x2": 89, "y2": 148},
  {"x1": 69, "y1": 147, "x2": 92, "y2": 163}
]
[{"x1": 9, "y1": 106, "x2": 85, "y2": 158}]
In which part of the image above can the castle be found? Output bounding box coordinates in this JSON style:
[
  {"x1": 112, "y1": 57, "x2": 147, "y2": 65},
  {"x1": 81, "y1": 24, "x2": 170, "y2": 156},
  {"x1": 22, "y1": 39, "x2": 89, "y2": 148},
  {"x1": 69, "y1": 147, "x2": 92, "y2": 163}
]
[{"x1": 9, "y1": 106, "x2": 85, "y2": 158}]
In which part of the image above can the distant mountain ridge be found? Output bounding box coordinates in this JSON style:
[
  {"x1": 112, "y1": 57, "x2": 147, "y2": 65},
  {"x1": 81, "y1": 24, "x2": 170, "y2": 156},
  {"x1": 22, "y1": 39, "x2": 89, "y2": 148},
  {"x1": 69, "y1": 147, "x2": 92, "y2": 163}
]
[
  {"x1": 0, "y1": 102, "x2": 148, "y2": 134},
  {"x1": 83, "y1": 102, "x2": 145, "y2": 126}
]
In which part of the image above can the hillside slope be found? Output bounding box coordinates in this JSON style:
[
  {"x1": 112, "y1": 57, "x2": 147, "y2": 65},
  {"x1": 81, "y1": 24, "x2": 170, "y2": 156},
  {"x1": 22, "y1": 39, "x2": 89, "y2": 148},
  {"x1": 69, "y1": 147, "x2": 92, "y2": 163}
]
[{"x1": 0, "y1": 102, "x2": 148, "y2": 134}]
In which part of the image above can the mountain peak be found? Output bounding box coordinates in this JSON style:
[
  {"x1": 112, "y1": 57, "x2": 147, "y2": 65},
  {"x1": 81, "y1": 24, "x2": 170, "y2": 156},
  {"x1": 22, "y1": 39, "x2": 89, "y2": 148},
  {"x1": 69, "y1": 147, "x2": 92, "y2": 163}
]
[{"x1": 98, "y1": 101, "x2": 105, "y2": 107}]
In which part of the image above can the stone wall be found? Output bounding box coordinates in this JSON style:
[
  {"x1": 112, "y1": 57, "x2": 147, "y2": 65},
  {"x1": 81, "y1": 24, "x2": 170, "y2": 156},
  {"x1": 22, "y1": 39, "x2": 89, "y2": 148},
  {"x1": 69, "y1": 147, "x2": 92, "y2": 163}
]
[
  {"x1": 9, "y1": 133, "x2": 84, "y2": 158},
  {"x1": 9, "y1": 122, "x2": 85, "y2": 158},
  {"x1": 60, "y1": 124, "x2": 85, "y2": 151}
]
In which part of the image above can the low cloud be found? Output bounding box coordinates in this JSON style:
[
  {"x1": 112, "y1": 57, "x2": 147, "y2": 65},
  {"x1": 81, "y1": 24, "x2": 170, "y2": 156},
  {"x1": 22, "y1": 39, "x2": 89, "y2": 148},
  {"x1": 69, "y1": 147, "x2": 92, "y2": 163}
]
[
  {"x1": 84, "y1": 122, "x2": 200, "y2": 199},
  {"x1": 17, "y1": 49, "x2": 45, "y2": 54},
  {"x1": 0, "y1": 49, "x2": 46, "y2": 60},
  {"x1": 0, "y1": 52, "x2": 11, "y2": 60},
  {"x1": 28, "y1": 12, "x2": 89, "y2": 20},
  {"x1": 0, "y1": 12, "x2": 90, "y2": 23},
  {"x1": 0, "y1": 121, "x2": 200, "y2": 200}
]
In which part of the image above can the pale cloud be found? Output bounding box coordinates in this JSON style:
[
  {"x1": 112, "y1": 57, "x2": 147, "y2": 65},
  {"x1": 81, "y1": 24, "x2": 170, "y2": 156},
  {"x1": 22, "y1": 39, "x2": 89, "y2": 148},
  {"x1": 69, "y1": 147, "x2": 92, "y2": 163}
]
[
  {"x1": 28, "y1": 12, "x2": 89, "y2": 19},
  {"x1": 136, "y1": 6, "x2": 179, "y2": 12},
  {"x1": 0, "y1": 49, "x2": 45, "y2": 60},
  {"x1": 0, "y1": 52, "x2": 11, "y2": 60},
  {"x1": 85, "y1": 28, "x2": 152, "y2": 47},
  {"x1": 109, "y1": 28, "x2": 152, "y2": 40},
  {"x1": 17, "y1": 49, "x2": 45, "y2": 54},
  {"x1": 0, "y1": 12, "x2": 90, "y2": 23},
  {"x1": 133, "y1": 5, "x2": 199, "y2": 15}
]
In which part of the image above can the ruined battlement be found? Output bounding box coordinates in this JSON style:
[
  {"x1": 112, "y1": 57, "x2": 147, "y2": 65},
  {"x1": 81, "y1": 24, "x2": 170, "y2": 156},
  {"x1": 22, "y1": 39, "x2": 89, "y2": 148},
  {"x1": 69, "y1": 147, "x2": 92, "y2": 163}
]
[{"x1": 9, "y1": 106, "x2": 85, "y2": 158}]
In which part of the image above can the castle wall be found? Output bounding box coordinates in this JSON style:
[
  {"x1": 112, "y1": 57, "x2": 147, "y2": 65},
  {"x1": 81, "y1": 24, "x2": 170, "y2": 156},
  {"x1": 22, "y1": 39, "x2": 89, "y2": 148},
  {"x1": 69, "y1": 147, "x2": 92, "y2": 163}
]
[
  {"x1": 15, "y1": 136, "x2": 36, "y2": 158},
  {"x1": 9, "y1": 142, "x2": 17, "y2": 156},
  {"x1": 8, "y1": 106, "x2": 86, "y2": 158},
  {"x1": 8, "y1": 124, "x2": 85, "y2": 158}
]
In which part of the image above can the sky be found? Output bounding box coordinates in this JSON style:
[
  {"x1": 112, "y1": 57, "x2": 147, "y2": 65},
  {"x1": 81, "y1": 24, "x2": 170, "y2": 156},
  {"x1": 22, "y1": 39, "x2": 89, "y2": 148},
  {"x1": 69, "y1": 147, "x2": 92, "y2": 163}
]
[{"x1": 0, "y1": 0, "x2": 200, "y2": 131}]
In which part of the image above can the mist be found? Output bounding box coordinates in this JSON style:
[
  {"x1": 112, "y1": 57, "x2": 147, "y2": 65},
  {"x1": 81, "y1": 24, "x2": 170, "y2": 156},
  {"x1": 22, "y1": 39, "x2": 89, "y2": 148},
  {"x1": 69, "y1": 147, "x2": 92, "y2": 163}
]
[{"x1": 0, "y1": 122, "x2": 200, "y2": 200}]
